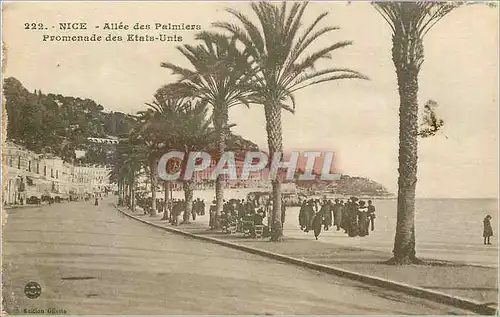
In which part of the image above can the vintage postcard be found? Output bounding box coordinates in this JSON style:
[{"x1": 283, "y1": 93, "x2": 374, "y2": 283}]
[{"x1": 1, "y1": 1, "x2": 498, "y2": 315}]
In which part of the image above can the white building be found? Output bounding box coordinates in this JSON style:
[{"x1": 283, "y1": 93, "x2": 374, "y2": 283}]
[
  {"x1": 3, "y1": 142, "x2": 112, "y2": 205},
  {"x1": 3, "y1": 142, "x2": 46, "y2": 204}
]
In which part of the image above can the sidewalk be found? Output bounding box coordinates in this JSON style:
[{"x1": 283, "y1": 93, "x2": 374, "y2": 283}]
[
  {"x1": 118, "y1": 207, "x2": 498, "y2": 311},
  {"x1": 3, "y1": 203, "x2": 45, "y2": 210},
  {"x1": 3, "y1": 200, "x2": 71, "y2": 210}
]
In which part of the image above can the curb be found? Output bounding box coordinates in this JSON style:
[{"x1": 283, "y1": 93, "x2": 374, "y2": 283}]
[{"x1": 115, "y1": 205, "x2": 497, "y2": 315}]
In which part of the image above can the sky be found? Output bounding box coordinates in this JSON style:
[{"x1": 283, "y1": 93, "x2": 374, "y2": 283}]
[{"x1": 2, "y1": 1, "x2": 498, "y2": 198}]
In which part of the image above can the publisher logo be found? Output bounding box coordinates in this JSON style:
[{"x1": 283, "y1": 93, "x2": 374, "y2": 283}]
[{"x1": 24, "y1": 281, "x2": 42, "y2": 299}]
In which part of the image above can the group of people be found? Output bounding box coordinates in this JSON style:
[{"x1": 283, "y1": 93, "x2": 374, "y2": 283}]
[
  {"x1": 212, "y1": 198, "x2": 287, "y2": 237},
  {"x1": 123, "y1": 192, "x2": 497, "y2": 246},
  {"x1": 93, "y1": 193, "x2": 104, "y2": 206},
  {"x1": 299, "y1": 197, "x2": 376, "y2": 240},
  {"x1": 164, "y1": 198, "x2": 207, "y2": 225},
  {"x1": 130, "y1": 194, "x2": 208, "y2": 225}
]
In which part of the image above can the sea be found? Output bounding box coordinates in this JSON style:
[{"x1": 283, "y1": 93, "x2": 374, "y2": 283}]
[{"x1": 160, "y1": 189, "x2": 498, "y2": 267}]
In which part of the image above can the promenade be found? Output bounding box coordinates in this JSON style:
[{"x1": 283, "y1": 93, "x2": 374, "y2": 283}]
[
  {"x1": 2, "y1": 199, "x2": 477, "y2": 315},
  {"x1": 123, "y1": 202, "x2": 498, "y2": 310},
  {"x1": 166, "y1": 189, "x2": 499, "y2": 268}
]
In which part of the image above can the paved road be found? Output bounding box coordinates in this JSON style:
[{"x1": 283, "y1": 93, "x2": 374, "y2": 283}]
[{"x1": 2, "y1": 199, "x2": 473, "y2": 315}]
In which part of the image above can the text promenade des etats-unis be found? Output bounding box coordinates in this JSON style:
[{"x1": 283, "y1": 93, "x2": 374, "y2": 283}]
[{"x1": 31, "y1": 22, "x2": 202, "y2": 43}]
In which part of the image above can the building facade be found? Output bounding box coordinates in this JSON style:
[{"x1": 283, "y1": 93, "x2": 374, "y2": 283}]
[{"x1": 2, "y1": 142, "x2": 111, "y2": 205}]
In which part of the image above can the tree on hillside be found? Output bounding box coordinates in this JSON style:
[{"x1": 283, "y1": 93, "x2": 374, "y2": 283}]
[{"x1": 3, "y1": 77, "x2": 135, "y2": 165}]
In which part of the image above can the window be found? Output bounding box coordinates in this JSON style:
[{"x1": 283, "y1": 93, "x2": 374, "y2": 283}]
[
  {"x1": 37, "y1": 163, "x2": 40, "y2": 174},
  {"x1": 51, "y1": 168, "x2": 54, "y2": 178},
  {"x1": 56, "y1": 170, "x2": 59, "y2": 179},
  {"x1": 17, "y1": 157, "x2": 21, "y2": 169},
  {"x1": 44, "y1": 166, "x2": 47, "y2": 176},
  {"x1": 28, "y1": 161, "x2": 31, "y2": 172}
]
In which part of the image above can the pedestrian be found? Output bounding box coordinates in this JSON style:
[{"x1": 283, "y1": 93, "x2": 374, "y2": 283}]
[
  {"x1": 312, "y1": 209, "x2": 323, "y2": 240},
  {"x1": 209, "y1": 200, "x2": 216, "y2": 228},
  {"x1": 341, "y1": 200, "x2": 349, "y2": 233},
  {"x1": 94, "y1": 197, "x2": 99, "y2": 206},
  {"x1": 201, "y1": 199, "x2": 206, "y2": 216},
  {"x1": 483, "y1": 215, "x2": 493, "y2": 245},
  {"x1": 304, "y1": 200, "x2": 315, "y2": 233},
  {"x1": 358, "y1": 201, "x2": 369, "y2": 237},
  {"x1": 192, "y1": 205, "x2": 197, "y2": 221},
  {"x1": 333, "y1": 199, "x2": 343, "y2": 231},
  {"x1": 348, "y1": 197, "x2": 359, "y2": 237},
  {"x1": 367, "y1": 200, "x2": 376, "y2": 231},
  {"x1": 298, "y1": 200, "x2": 307, "y2": 230},
  {"x1": 320, "y1": 200, "x2": 332, "y2": 230}
]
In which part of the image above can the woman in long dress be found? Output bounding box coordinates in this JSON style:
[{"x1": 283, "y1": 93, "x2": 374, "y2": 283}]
[
  {"x1": 348, "y1": 198, "x2": 359, "y2": 237},
  {"x1": 358, "y1": 201, "x2": 369, "y2": 237},
  {"x1": 312, "y1": 210, "x2": 323, "y2": 240},
  {"x1": 303, "y1": 200, "x2": 315, "y2": 233},
  {"x1": 483, "y1": 215, "x2": 493, "y2": 245}
]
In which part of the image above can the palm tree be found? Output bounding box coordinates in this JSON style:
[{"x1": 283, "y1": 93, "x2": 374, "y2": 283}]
[
  {"x1": 135, "y1": 107, "x2": 171, "y2": 216},
  {"x1": 373, "y1": 2, "x2": 462, "y2": 264},
  {"x1": 151, "y1": 86, "x2": 215, "y2": 224},
  {"x1": 160, "y1": 32, "x2": 255, "y2": 228},
  {"x1": 214, "y1": 1, "x2": 368, "y2": 241},
  {"x1": 109, "y1": 136, "x2": 145, "y2": 212}
]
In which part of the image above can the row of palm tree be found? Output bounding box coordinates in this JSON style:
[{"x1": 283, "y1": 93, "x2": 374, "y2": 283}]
[
  {"x1": 110, "y1": 89, "x2": 215, "y2": 219},
  {"x1": 162, "y1": 2, "x2": 370, "y2": 241},
  {"x1": 111, "y1": 1, "x2": 479, "y2": 264}
]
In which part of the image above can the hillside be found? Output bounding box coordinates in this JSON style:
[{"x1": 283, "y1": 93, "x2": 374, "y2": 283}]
[
  {"x1": 295, "y1": 173, "x2": 393, "y2": 197},
  {"x1": 4, "y1": 77, "x2": 135, "y2": 164},
  {"x1": 4, "y1": 78, "x2": 387, "y2": 195},
  {"x1": 3, "y1": 77, "x2": 258, "y2": 165}
]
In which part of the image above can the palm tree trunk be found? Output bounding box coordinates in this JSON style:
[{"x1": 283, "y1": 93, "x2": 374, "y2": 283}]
[
  {"x1": 117, "y1": 181, "x2": 121, "y2": 204},
  {"x1": 120, "y1": 181, "x2": 125, "y2": 206},
  {"x1": 122, "y1": 181, "x2": 127, "y2": 204},
  {"x1": 128, "y1": 182, "x2": 132, "y2": 208},
  {"x1": 264, "y1": 101, "x2": 284, "y2": 242},
  {"x1": 162, "y1": 181, "x2": 170, "y2": 220},
  {"x1": 130, "y1": 178, "x2": 136, "y2": 212},
  {"x1": 182, "y1": 180, "x2": 194, "y2": 224},
  {"x1": 390, "y1": 35, "x2": 423, "y2": 265},
  {"x1": 150, "y1": 158, "x2": 158, "y2": 216},
  {"x1": 213, "y1": 105, "x2": 228, "y2": 229}
]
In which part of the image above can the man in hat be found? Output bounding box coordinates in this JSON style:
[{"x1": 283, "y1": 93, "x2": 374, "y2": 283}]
[
  {"x1": 367, "y1": 200, "x2": 376, "y2": 231},
  {"x1": 320, "y1": 199, "x2": 332, "y2": 231},
  {"x1": 333, "y1": 199, "x2": 343, "y2": 231},
  {"x1": 299, "y1": 200, "x2": 307, "y2": 231}
]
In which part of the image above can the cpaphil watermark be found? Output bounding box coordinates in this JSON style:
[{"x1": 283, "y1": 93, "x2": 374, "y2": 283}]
[{"x1": 157, "y1": 151, "x2": 341, "y2": 182}]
